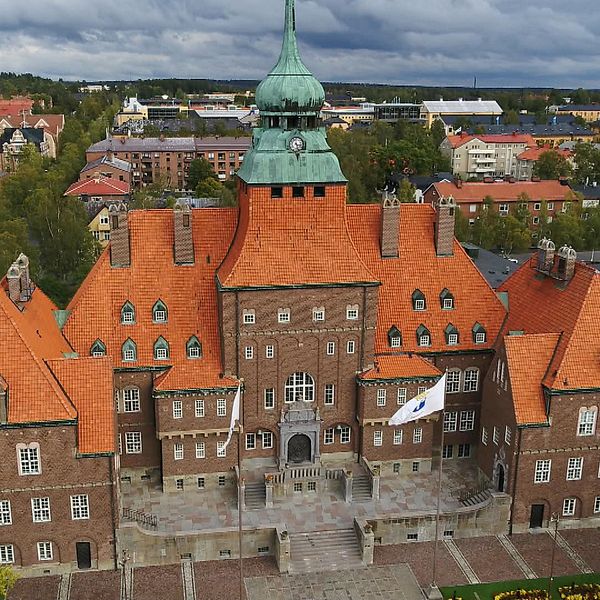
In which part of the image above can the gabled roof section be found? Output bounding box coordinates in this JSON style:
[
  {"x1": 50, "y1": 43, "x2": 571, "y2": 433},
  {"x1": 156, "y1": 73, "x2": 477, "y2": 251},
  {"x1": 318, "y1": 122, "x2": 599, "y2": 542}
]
[
  {"x1": 504, "y1": 333, "x2": 560, "y2": 425},
  {"x1": 431, "y1": 180, "x2": 573, "y2": 203},
  {"x1": 347, "y1": 204, "x2": 507, "y2": 354},
  {"x1": 446, "y1": 133, "x2": 535, "y2": 149},
  {"x1": 517, "y1": 146, "x2": 572, "y2": 162},
  {"x1": 65, "y1": 209, "x2": 239, "y2": 390},
  {"x1": 499, "y1": 258, "x2": 600, "y2": 391},
  {"x1": 64, "y1": 177, "x2": 130, "y2": 197},
  {"x1": 81, "y1": 155, "x2": 132, "y2": 174},
  {"x1": 359, "y1": 354, "x2": 442, "y2": 381}
]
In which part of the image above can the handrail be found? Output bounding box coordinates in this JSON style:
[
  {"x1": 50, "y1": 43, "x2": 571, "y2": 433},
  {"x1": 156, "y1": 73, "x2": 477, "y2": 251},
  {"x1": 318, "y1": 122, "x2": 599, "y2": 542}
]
[{"x1": 122, "y1": 507, "x2": 158, "y2": 529}]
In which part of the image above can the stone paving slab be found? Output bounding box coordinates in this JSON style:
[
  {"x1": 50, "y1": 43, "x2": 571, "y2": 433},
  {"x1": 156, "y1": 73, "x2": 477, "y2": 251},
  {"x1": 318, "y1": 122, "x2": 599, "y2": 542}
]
[
  {"x1": 70, "y1": 570, "x2": 121, "y2": 600},
  {"x1": 509, "y1": 533, "x2": 580, "y2": 578},
  {"x1": 559, "y1": 529, "x2": 600, "y2": 573},
  {"x1": 455, "y1": 537, "x2": 524, "y2": 583}
]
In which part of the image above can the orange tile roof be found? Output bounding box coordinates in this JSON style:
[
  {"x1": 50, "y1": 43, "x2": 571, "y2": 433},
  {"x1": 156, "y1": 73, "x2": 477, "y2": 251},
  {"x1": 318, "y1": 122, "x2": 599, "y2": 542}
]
[
  {"x1": 504, "y1": 333, "x2": 560, "y2": 425},
  {"x1": 46, "y1": 358, "x2": 116, "y2": 454},
  {"x1": 218, "y1": 193, "x2": 377, "y2": 288},
  {"x1": 500, "y1": 257, "x2": 600, "y2": 391},
  {"x1": 347, "y1": 204, "x2": 507, "y2": 354},
  {"x1": 517, "y1": 146, "x2": 572, "y2": 162},
  {"x1": 65, "y1": 209, "x2": 240, "y2": 390},
  {"x1": 359, "y1": 354, "x2": 442, "y2": 381},
  {"x1": 0, "y1": 98, "x2": 33, "y2": 117},
  {"x1": 64, "y1": 177, "x2": 130, "y2": 197},
  {"x1": 432, "y1": 180, "x2": 573, "y2": 203},
  {"x1": 0, "y1": 114, "x2": 64, "y2": 137},
  {"x1": 447, "y1": 133, "x2": 536, "y2": 149}
]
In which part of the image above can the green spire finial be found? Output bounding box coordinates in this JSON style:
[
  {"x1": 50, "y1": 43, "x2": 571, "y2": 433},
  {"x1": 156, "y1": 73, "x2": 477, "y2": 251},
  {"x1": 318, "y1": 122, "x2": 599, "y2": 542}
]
[{"x1": 282, "y1": 0, "x2": 299, "y2": 59}]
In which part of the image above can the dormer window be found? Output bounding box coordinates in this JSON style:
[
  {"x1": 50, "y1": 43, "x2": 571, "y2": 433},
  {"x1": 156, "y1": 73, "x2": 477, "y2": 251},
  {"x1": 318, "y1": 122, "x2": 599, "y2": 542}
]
[
  {"x1": 472, "y1": 323, "x2": 487, "y2": 344},
  {"x1": 152, "y1": 300, "x2": 168, "y2": 323},
  {"x1": 440, "y1": 289, "x2": 454, "y2": 310},
  {"x1": 445, "y1": 324, "x2": 459, "y2": 346},
  {"x1": 186, "y1": 336, "x2": 202, "y2": 359},
  {"x1": 90, "y1": 339, "x2": 106, "y2": 357},
  {"x1": 412, "y1": 290, "x2": 426, "y2": 311},
  {"x1": 121, "y1": 302, "x2": 135, "y2": 325},
  {"x1": 416, "y1": 324, "x2": 431, "y2": 347},
  {"x1": 388, "y1": 326, "x2": 402, "y2": 348},
  {"x1": 122, "y1": 339, "x2": 137, "y2": 362},
  {"x1": 154, "y1": 337, "x2": 170, "y2": 360}
]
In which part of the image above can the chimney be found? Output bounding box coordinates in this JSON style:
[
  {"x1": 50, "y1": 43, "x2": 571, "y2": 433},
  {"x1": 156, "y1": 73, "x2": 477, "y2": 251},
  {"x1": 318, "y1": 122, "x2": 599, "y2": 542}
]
[
  {"x1": 556, "y1": 245, "x2": 577, "y2": 281},
  {"x1": 6, "y1": 262, "x2": 21, "y2": 303},
  {"x1": 435, "y1": 196, "x2": 456, "y2": 257},
  {"x1": 173, "y1": 200, "x2": 194, "y2": 264},
  {"x1": 381, "y1": 196, "x2": 400, "y2": 258},
  {"x1": 109, "y1": 203, "x2": 130, "y2": 267},
  {"x1": 536, "y1": 237, "x2": 555, "y2": 272},
  {"x1": 16, "y1": 253, "x2": 32, "y2": 301}
]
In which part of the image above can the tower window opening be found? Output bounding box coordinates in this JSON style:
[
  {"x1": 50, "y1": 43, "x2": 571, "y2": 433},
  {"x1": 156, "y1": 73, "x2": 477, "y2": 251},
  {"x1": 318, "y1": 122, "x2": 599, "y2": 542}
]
[
  {"x1": 287, "y1": 116, "x2": 299, "y2": 130},
  {"x1": 292, "y1": 186, "x2": 304, "y2": 198},
  {"x1": 314, "y1": 186, "x2": 325, "y2": 198},
  {"x1": 271, "y1": 186, "x2": 284, "y2": 199}
]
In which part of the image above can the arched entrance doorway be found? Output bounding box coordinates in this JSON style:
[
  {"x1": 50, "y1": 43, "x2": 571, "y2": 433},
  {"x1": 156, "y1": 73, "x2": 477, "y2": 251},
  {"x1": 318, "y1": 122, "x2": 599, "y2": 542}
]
[
  {"x1": 496, "y1": 464, "x2": 505, "y2": 492},
  {"x1": 287, "y1": 434, "x2": 311, "y2": 464}
]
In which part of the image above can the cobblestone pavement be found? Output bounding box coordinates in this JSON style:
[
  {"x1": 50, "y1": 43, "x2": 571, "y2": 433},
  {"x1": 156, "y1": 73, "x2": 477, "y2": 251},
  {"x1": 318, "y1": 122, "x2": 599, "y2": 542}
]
[
  {"x1": 7, "y1": 574, "x2": 60, "y2": 600},
  {"x1": 454, "y1": 537, "x2": 523, "y2": 582},
  {"x1": 559, "y1": 528, "x2": 600, "y2": 573},
  {"x1": 510, "y1": 532, "x2": 581, "y2": 578},
  {"x1": 122, "y1": 460, "x2": 480, "y2": 534},
  {"x1": 70, "y1": 570, "x2": 121, "y2": 600}
]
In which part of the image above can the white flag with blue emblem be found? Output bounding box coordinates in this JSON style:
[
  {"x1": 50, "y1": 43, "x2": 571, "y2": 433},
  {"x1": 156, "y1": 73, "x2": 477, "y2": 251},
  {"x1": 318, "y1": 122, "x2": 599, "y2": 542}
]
[
  {"x1": 388, "y1": 374, "x2": 446, "y2": 426},
  {"x1": 223, "y1": 383, "x2": 241, "y2": 450}
]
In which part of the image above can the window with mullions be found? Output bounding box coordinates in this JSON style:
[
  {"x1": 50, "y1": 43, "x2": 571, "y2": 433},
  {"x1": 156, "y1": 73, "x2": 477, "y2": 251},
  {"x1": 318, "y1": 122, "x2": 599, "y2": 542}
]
[
  {"x1": 388, "y1": 326, "x2": 402, "y2": 348},
  {"x1": 90, "y1": 339, "x2": 106, "y2": 357},
  {"x1": 154, "y1": 336, "x2": 170, "y2": 360},
  {"x1": 152, "y1": 300, "x2": 168, "y2": 323},
  {"x1": 416, "y1": 324, "x2": 431, "y2": 347},
  {"x1": 440, "y1": 288, "x2": 454, "y2": 310},
  {"x1": 412, "y1": 290, "x2": 426, "y2": 311},
  {"x1": 285, "y1": 372, "x2": 315, "y2": 403},
  {"x1": 122, "y1": 338, "x2": 137, "y2": 362},
  {"x1": 121, "y1": 301, "x2": 135, "y2": 324},
  {"x1": 445, "y1": 324, "x2": 459, "y2": 346},
  {"x1": 186, "y1": 336, "x2": 202, "y2": 359},
  {"x1": 472, "y1": 323, "x2": 486, "y2": 344},
  {"x1": 446, "y1": 369, "x2": 461, "y2": 393}
]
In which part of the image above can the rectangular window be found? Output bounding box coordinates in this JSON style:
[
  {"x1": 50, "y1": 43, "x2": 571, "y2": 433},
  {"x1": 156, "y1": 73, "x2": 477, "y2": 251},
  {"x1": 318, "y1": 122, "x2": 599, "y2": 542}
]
[
  {"x1": 70, "y1": 495, "x2": 90, "y2": 520},
  {"x1": 174, "y1": 443, "x2": 184, "y2": 461},
  {"x1": 176, "y1": 479, "x2": 184, "y2": 491},
  {"x1": 346, "y1": 307, "x2": 359, "y2": 320},
  {"x1": 123, "y1": 388, "x2": 140, "y2": 412},
  {"x1": 414, "y1": 299, "x2": 425, "y2": 311},
  {"x1": 448, "y1": 333, "x2": 458, "y2": 346},
  {"x1": 0, "y1": 545, "x2": 14, "y2": 564},
  {"x1": 499, "y1": 203, "x2": 509, "y2": 215},
  {"x1": 37, "y1": 541, "x2": 53, "y2": 561},
  {"x1": 154, "y1": 310, "x2": 167, "y2": 322},
  {"x1": 243, "y1": 312, "x2": 255, "y2": 324},
  {"x1": 172, "y1": 400, "x2": 183, "y2": 419},
  {"x1": 347, "y1": 340, "x2": 356, "y2": 354},
  {"x1": 459, "y1": 410, "x2": 475, "y2": 432},
  {"x1": 314, "y1": 186, "x2": 326, "y2": 198},
  {"x1": 475, "y1": 332, "x2": 486, "y2": 344},
  {"x1": 271, "y1": 186, "x2": 283, "y2": 198},
  {"x1": 393, "y1": 430, "x2": 403, "y2": 445},
  {"x1": 594, "y1": 497, "x2": 600, "y2": 514},
  {"x1": 125, "y1": 432, "x2": 142, "y2": 454},
  {"x1": 278, "y1": 309, "x2": 290, "y2": 323},
  {"x1": 547, "y1": 202, "x2": 554, "y2": 211},
  {"x1": 246, "y1": 433, "x2": 256, "y2": 450},
  {"x1": 566, "y1": 457, "x2": 583, "y2": 481},
  {"x1": 265, "y1": 345, "x2": 274, "y2": 359},
  {"x1": 412, "y1": 461, "x2": 419, "y2": 472},
  {"x1": 264, "y1": 388, "x2": 275, "y2": 409},
  {"x1": 196, "y1": 442, "x2": 205, "y2": 459},
  {"x1": 393, "y1": 463, "x2": 401, "y2": 473},
  {"x1": 493, "y1": 426, "x2": 500, "y2": 445},
  {"x1": 0, "y1": 501, "x2": 11, "y2": 525},
  {"x1": 217, "y1": 441, "x2": 226, "y2": 457},
  {"x1": 324, "y1": 428, "x2": 334, "y2": 445},
  {"x1": 563, "y1": 498, "x2": 576, "y2": 517},
  {"x1": 505, "y1": 426, "x2": 512, "y2": 445},
  {"x1": 418, "y1": 386, "x2": 427, "y2": 395},
  {"x1": 534, "y1": 202, "x2": 541, "y2": 211},
  {"x1": 446, "y1": 371, "x2": 461, "y2": 393},
  {"x1": 31, "y1": 497, "x2": 51, "y2": 523},
  {"x1": 19, "y1": 446, "x2": 41, "y2": 475},
  {"x1": 313, "y1": 308, "x2": 325, "y2": 322},
  {"x1": 413, "y1": 428, "x2": 423, "y2": 444},
  {"x1": 340, "y1": 426, "x2": 351, "y2": 444},
  {"x1": 578, "y1": 410, "x2": 596, "y2": 436},
  {"x1": 324, "y1": 384, "x2": 335, "y2": 405},
  {"x1": 443, "y1": 412, "x2": 457, "y2": 433},
  {"x1": 244, "y1": 346, "x2": 254, "y2": 360},
  {"x1": 217, "y1": 398, "x2": 226, "y2": 417},
  {"x1": 458, "y1": 443, "x2": 471, "y2": 458},
  {"x1": 397, "y1": 388, "x2": 407, "y2": 405},
  {"x1": 293, "y1": 482, "x2": 303, "y2": 493},
  {"x1": 482, "y1": 427, "x2": 488, "y2": 445},
  {"x1": 534, "y1": 459, "x2": 551, "y2": 483},
  {"x1": 374, "y1": 431, "x2": 383, "y2": 447},
  {"x1": 407, "y1": 533, "x2": 418, "y2": 541},
  {"x1": 195, "y1": 399, "x2": 205, "y2": 418},
  {"x1": 464, "y1": 369, "x2": 480, "y2": 392},
  {"x1": 262, "y1": 431, "x2": 273, "y2": 449},
  {"x1": 443, "y1": 298, "x2": 454, "y2": 309},
  {"x1": 390, "y1": 336, "x2": 402, "y2": 348},
  {"x1": 326, "y1": 341, "x2": 335, "y2": 356},
  {"x1": 292, "y1": 186, "x2": 304, "y2": 198},
  {"x1": 442, "y1": 444, "x2": 453, "y2": 459},
  {"x1": 377, "y1": 389, "x2": 387, "y2": 407},
  {"x1": 197, "y1": 477, "x2": 205, "y2": 489}
]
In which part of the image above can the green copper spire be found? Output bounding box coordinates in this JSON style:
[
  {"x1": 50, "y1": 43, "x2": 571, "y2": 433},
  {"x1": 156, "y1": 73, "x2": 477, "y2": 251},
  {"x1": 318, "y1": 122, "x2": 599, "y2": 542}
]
[{"x1": 255, "y1": 0, "x2": 325, "y2": 114}]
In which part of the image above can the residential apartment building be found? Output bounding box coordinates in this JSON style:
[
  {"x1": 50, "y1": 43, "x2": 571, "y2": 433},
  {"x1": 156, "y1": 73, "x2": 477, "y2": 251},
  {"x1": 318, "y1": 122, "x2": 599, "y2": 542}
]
[
  {"x1": 554, "y1": 104, "x2": 600, "y2": 123},
  {"x1": 80, "y1": 154, "x2": 132, "y2": 186},
  {"x1": 479, "y1": 241, "x2": 600, "y2": 531},
  {"x1": 0, "y1": 128, "x2": 51, "y2": 171},
  {"x1": 422, "y1": 99, "x2": 503, "y2": 128},
  {"x1": 86, "y1": 136, "x2": 251, "y2": 189},
  {"x1": 440, "y1": 133, "x2": 536, "y2": 179},
  {"x1": 514, "y1": 146, "x2": 573, "y2": 181},
  {"x1": 0, "y1": 114, "x2": 64, "y2": 159}
]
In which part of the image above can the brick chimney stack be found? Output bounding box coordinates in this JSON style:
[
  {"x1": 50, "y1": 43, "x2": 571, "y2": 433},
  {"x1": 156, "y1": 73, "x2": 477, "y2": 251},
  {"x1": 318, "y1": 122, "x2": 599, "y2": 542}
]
[
  {"x1": 556, "y1": 245, "x2": 577, "y2": 282},
  {"x1": 6, "y1": 263, "x2": 21, "y2": 303},
  {"x1": 109, "y1": 202, "x2": 130, "y2": 268},
  {"x1": 173, "y1": 200, "x2": 194, "y2": 265},
  {"x1": 16, "y1": 253, "x2": 32, "y2": 301},
  {"x1": 380, "y1": 196, "x2": 400, "y2": 258},
  {"x1": 536, "y1": 238, "x2": 555, "y2": 273},
  {"x1": 435, "y1": 196, "x2": 456, "y2": 257}
]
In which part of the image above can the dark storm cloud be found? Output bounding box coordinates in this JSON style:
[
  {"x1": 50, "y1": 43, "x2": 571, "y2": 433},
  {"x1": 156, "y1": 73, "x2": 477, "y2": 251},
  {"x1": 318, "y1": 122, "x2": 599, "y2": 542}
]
[{"x1": 1, "y1": 0, "x2": 599, "y2": 87}]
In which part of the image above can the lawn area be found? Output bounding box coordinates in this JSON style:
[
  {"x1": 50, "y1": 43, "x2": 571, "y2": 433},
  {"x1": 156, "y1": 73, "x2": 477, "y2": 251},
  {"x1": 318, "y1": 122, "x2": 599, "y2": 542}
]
[{"x1": 441, "y1": 572, "x2": 600, "y2": 600}]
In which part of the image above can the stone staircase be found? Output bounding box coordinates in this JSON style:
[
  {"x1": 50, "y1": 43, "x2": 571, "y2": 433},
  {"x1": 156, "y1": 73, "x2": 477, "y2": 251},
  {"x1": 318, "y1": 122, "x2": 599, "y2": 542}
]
[
  {"x1": 289, "y1": 529, "x2": 364, "y2": 574},
  {"x1": 460, "y1": 488, "x2": 492, "y2": 507},
  {"x1": 244, "y1": 481, "x2": 266, "y2": 509},
  {"x1": 351, "y1": 474, "x2": 372, "y2": 502}
]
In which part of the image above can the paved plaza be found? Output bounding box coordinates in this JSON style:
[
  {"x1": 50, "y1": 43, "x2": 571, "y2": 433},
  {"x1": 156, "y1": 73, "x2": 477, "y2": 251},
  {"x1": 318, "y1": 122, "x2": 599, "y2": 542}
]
[
  {"x1": 121, "y1": 460, "x2": 480, "y2": 534},
  {"x1": 244, "y1": 565, "x2": 423, "y2": 600}
]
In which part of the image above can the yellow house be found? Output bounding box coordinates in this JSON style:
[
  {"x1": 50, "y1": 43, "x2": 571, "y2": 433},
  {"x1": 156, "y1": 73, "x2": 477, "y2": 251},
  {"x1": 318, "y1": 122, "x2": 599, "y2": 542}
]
[{"x1": 89, "y1": 207, "x2": 111, "y2": 247}]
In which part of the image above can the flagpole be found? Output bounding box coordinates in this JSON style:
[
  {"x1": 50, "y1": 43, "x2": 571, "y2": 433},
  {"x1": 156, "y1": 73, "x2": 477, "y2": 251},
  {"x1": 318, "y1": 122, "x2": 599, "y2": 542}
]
[
  {"x1": 237, "y1": 382, "x2": 244, "y2": 600},
  {"x1": 430, "y1": 409, "x2": 445, "y2": 597}
]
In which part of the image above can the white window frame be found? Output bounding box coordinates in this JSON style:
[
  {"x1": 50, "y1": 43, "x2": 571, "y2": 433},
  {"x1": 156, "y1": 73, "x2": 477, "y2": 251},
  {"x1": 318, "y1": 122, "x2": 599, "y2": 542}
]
[
  {"x1": 393, "y1": 430, "x2": 403, "y2": 445},
  {"x1": 547, "y1": 202, "x2": 554, "y2": 211},
  {"x1": 446, "y1": 370, "x2": 461, "y2": 394},
  {"x1": 443, "y1": 298, "x2": 454, "y2": 309},
  {"x1": 324, "y1": 384, "x2": 335, "y2": 406},
  {"x1": 346, "y1": 306, "x2": 359, "y2": 320},
  {"x1": 37, "y1": 541, "x2": 53, "y2": 561},
  {"x1": 463, "y1": 368, "x2": 479, "y2": 392},
  {"x1": 340, "y1": 426, "x2": 351, "y2": 444},
  {"x1": 397, "y1": 388, "x2": 407, "y2": 405},
  {"x1": 123, "y1": 388, "x2": 140, "y2": 413},
  {"x1": 278, "y1": 308, "x2": 290, "y2": 323},
  {"x1": 505, "y1": 426, "x2": 512, "y2": 445},
  {"x1": 419, "y1": 334, "x2": 430, "y2": 347},
  {"x1": 0, "y1": 500, "x2": 11, "y2": 525},
  {"x1": 262, "y1": 432, "x2": 273, "y2": 449},
  {"x1": 347, "y1": 340, "x2": 356, "y2": 354},
  {"x1": 534, "y1": 459, "x2": 551, "y2": 483},
  {"x1": 578, "y1": 409, "x2": 597, "y2": 436},
  {"x1": 246, "y1": 433, "x2": 256, "y2": 450},
  {"x1": 533, "y1": 202, "x2": 541, "y2": 211},
  {"x1": 414, "y1": 299, "x2": 425, "y2": 311},
  {"x1": 265, "y1": 345, "x2": 274, "y2": 359},
  {"x1": 217, "y1": 441, "x2": 226, "y2": 458},
  {"x1": 195, "y1": 399, "x2": 205, "y2": 418},
  {"x1": 264, "y1": 388, "x2": 275, "y2": 409},
  {"x1": 31, "y1": 497, "x2": 51, "y2": 523},
  {"x1": 448, "y1": 333, "x2": 458, "y2": 346},
  {"x1": 566, "y1": 457, "x2": 583, "y2": 481},
  {"x1": 18, "y1": 444, "x2": 41, "y2": 475},
  {"x1": 324, "y1": 428, "x2": 334, "y2": 445},
  {"x1": 594, "y1": 497, "x2": 600, "y2": 514},
  {"x1": 563, "y1": 497, "x2": 576, "y2": 517},
  {"x1": 390, "y1": 336, "x2": 402, "y2": 348},
  {"x1": 174, "y1": 443, "x2": 184, "y2": 461},
  {"x1": 326, "y1": 341, "x2": 335, "y2": 356},
  {"x1": 413, "y1": 428, "x2": 423, "y2": 444},
  {"x1": 244, "y1": 346, "x2": 254, "y2": 360},
  {"x1": 217, "y1": 398, "x2": 226, "y2": 417},
  {"x1": 443, "y1": 411, "x2": 458, "y2": 432},
  {"x1": 475, "y1": 332, "x2": 486, "y2": 344},
  {"x1": 196, "y1": 441, "x2": 205, "y2": 459},
  {"x1": 493, "y1": 426, "x2": 500, "y2": 445},
  {"x1": 243, "y1": 311, "x2": 255, "y2": 325},
  {"x1": 155, "y1": 346, "x2": 168, "y2": 360},
  {"x1": 374, "y1": 430, "x2": 383, "y2": 447},
  {"x1": 377, "y1": 388, "x2": 387, "y2": 407},
  {"x1": 0, "y1": 545, "x2": 14, "y2": 564},
  {"x1": 172, "y1": 400, "x2": 183, "y2": 419},
  {"x1": 125, "y1": 431, "x2": 142, "y2": 454},
  {"x1": 459, "y1": 410, "x2": 475, "y2": 432},
  {"x1": 70, "y1": 495, "x2": 90, "y2": 520},
  {"x1": 154, "y1": 309, "x2": 167, "y2": 323},
  {"x1": 482, "y1": 427, "x2": 488, "y2": 445},
  {"x1": 313, "y1": 308, "x2": 325, "y2": 322}
]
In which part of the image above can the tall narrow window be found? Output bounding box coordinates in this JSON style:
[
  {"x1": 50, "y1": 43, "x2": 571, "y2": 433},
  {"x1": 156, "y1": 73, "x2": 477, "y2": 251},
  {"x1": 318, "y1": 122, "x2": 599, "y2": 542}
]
[
  {"x1": 172, "y1": 400, "x2": 183, "y2": 419},
  {"x1": 324, "y1": 384, "x2": 335, "y2": 405},
  {"x1": 377, "y1": 389, "x2": 387, "y2": 407},
  {"x1": 122, "y1": 338, "x2": 137, "y2": 362},
  {"x1": 264, "y1": 388, "x2": 275, "y2": 409},
  {"x1": 123, "y1": 388, "x2": 140, "y2": 412},
  {"x1": 397, "y1": 388, "x2": 407, "y2": 405},
  {"x1": 18, "y1": 444, "x2": 41, "y2": 475},
  {"x1": 446, "y1": 369, "x2": 461, "y2": 393},
  {"x1": 463, "y1": 368, "x2": 479, "y2": 392},
  {"x1": 195, "y1": 399, "x2": 205, "y2": 417},
  {"x1": 416, "y1": 324, "x2": 431, "y2": 347},
  {"x1": 374, "y1": 431, "x2": 383, "y2": 447},
  {"x1": 70, "y1": 495, "x2": 90, "y2": 520},
  {"x1": 174, "y1": 443, "x2": 184, "y2": 460},
  {"x1": 578, "y1": 408, "x2": 597, "y2": 436}
]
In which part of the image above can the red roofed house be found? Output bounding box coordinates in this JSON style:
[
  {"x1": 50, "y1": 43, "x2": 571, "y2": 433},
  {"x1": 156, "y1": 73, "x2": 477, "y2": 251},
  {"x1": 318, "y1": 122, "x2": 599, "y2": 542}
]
[
  {"x1": 0, "y1": 254, "x2": 118, "y2": 573},
  {"x1": 64, "y1": 176, "x2": 130, "y2": 204},
  {"x1": 479, "y1": 239, "x2": 600, "y2": 531},
  {"x1": 514, "y1": 146, "x2": 573, "y2": 181},
  {"x1": 424, "y1": 180, "x2": 578, "y2": 229},
  {"x1": 440, "y1": 133, "x2": 536, "y2": 180},
  {"x1": 0, "y1": 97, "x2": 34, "y2": 118}
]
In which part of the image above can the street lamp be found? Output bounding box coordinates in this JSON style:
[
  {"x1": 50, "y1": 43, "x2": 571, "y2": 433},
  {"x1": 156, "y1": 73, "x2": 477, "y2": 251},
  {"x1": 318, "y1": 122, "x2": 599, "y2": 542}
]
[
  {"x1": 119, "y1": 548, "x2": 131, "y2": 600},
  {"x1": 546, "y1": 513, "x2": 559, "y2": 600}
]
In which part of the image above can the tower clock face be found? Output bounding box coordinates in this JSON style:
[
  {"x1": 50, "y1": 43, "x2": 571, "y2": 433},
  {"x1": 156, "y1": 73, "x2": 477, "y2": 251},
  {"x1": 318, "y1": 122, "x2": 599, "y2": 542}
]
[{"x1": 289, "y1": 136, "x2": 305, "y2": 152}]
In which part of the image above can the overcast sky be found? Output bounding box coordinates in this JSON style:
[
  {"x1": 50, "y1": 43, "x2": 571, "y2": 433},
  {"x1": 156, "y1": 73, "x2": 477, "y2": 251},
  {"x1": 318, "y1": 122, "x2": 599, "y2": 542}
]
[{"x1": 2, "y1": 0, "x2": 600, "y2": 88}]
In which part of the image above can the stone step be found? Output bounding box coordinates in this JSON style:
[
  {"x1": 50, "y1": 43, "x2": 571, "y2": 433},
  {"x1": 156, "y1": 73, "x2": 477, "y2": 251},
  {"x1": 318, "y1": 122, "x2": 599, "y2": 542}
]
[
  {"x1": 461, "y1": 489, "x2": 491, "y2": 507},
  {"x1": 352, "y1": 476, "x2": 372, "y2": 502},
  {"x1": 244, "y1": 483, "x2": 266, "y2": 509}
]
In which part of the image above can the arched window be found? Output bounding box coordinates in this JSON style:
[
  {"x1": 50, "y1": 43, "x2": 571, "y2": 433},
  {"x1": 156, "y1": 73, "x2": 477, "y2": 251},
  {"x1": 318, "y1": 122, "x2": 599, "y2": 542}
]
[
  {"x1": 412, "y1": 289, "x2": 426, "y2": 311},
  {"x1": 121, "y1": 301, "x2": 135, "y2": 325},
  {"x1": 464, "y1": 368, "x2": 480, "y2": 392},
  {"x1": 388, "y1": 326, "x2": 402, "y2": 348},
  {"x1": 152, "y1": 300, "x2": 168, "y2": 323},
  {"x1": 186, "y1": 336, "x2": 202, "y2": 359},
  {"x1": 284, "y1": 372, "x2": 315, "y2": 403},
  {"x1": 154, "y1": 336, "x2": 170, "y2": 360},
  {"x1": 445, "y1": 324, "x2": 459, "y2": 346},
  {"x1": 122, "y1": 338, "x2": 137, "y2": 362},
  {"x1": 446, "y1": 368, "x2": 461, "y2": 393},
  {"x1": 472, "y1": 323, "x2": 487, "y2": 344},
  {"x1": 90, "y1": 339, "x2": 106, "y2": 357},
  {"x1": 440, "y1": 288, "x2": 454, "y2": 310},
  {"x1": 416, "y1": 324, "x2": 431, "y2": 347}
]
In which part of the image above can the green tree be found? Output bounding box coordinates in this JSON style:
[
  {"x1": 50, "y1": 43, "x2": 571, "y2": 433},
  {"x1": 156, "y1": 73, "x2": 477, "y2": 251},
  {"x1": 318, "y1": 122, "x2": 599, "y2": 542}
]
[
  {"x1": 573, "y1": 142, "x2": 600, "y2": 185},
  {"x1": 0, "y1": 564, "x2": 19, "y2": 598},
  {"x1": 430, "y1": 119, "x2": 446, "y2": 148},
  {"x1": 495, "y1": 215, "x2": 531, "y2": 254},
  {"x1": 397, "y1": 178, "x2": 416, "y2": 203},
  {"x1": 471, "y1": 196, "x2": 499, "y2": 249},
  {"x1": 504, "y1": 110, "x2": 520, "y2": 125},
  {"x1": 187, "y1": 158, "x2": 217, "y2": 190},
  {"x1": 454, "y1": 206, "x2": 470, "y2": 242},
  {"x1": 533, "y1": 150, "x2": 573, "y2": 180}
]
